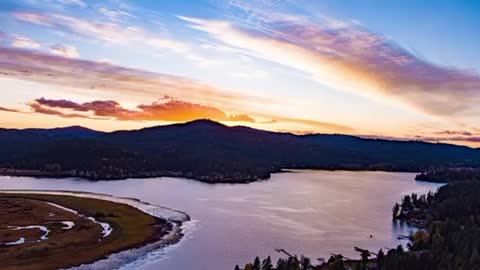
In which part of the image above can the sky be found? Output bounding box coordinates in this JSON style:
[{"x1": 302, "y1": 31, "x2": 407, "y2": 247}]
[{"x1": 1, "y1": 0, "x2": 480, "y2": 147}]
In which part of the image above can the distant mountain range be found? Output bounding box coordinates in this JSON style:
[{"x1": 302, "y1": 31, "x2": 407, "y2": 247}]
[{"x1": 1, "y1": 119, "x2": 479, "y2": 182}]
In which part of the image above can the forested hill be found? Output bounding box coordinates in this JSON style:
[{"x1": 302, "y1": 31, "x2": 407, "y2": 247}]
[{"x1": 1, "y1": 119, "x2": 480, "y2": 182}]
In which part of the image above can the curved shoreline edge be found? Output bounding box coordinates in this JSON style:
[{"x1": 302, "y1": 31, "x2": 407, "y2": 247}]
[
  {"x1": 0, "y1": 168, "x2": 419, "y2": 185},
  {"x1": 0, "y1": 190, "x2": 193, "y2": 270}
]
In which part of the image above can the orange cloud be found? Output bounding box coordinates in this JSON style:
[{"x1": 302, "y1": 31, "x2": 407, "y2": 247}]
[
  {"x1": 29, "y1": 97, "x2": 357, "y2": 133},
  {"x1": 136, "y1": 100, "x2": 255, "y2": 122},
  {"x1": 259, "y1": 114, "x2": 354, "y2": 133},
  {"x1": 0, "y1": 106, "x2": 21, "y2": 113},
  {"x1": 31, "y1": 97, "x2": 256, "y2": 123}
]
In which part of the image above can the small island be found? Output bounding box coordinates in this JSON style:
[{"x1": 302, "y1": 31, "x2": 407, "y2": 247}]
[{"x1": 0, "y1": 192, "x2": 188, "y2": 270}]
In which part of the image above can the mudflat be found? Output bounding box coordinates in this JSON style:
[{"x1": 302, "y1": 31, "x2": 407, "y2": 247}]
[{"x1": 0, "y1": 193, "x2": 170, "y2": 270}]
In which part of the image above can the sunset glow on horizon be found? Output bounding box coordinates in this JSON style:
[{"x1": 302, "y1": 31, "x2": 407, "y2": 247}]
[{"x1": 1, "y1": 0, "x2": 480, "y2": 147}]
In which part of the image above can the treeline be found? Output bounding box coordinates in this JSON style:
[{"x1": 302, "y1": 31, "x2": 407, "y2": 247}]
[
  {"x1": 382, "y1": 181, "x2": 480, "y2": 270},
  {"x1": 235, "y1": 251, "x2": 379, "y2": 270},
  {"x1": 392, "y1": 192, "x2": 434, "y2": 227},
  {"x1": 416, "y1": 168, "x2": 480, "y2": 183},
  {"x1": 237, "y1": 181, "x2": 480, "y2": 270},
  {"x1": 234, "y1": 256, "x2": 313, "y2": 270}
]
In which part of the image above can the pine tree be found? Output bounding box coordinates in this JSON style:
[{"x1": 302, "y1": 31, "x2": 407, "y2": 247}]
[
  {"x1": 377, "y1": 249, "x2": 385, "y2": 269},
  {"x1": 328, "y1": 255, "x2": 346, "y2": 270},
  {"x1": 253, "y1": 257, "x2": 261, "y2": 270},
  {"x1": 276, "y1": 258, "x2": 287, "y2": 270},
  {"x1": 300, "y1": 256, "x2": 311, "y2": 270},
  {"x1": 261, "y1": 256, "x2": 273, "y2": 270}
]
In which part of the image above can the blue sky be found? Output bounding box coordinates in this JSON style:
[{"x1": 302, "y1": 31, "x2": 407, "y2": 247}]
[
  {"x1": 312, "y1": 0, "x2": 480, "y2": 67},
  {"x1": 1, "y1": 0, "x2": 479, "y2": 146}
]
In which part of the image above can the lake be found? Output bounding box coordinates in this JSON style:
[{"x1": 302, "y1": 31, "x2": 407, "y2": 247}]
[{"x1": 0, "y1": 170, "x2": 442, "y2": 270}]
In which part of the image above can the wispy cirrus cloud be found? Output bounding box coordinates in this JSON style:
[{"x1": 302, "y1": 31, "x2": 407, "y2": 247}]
[
  {"x1": 13, "y1": 11, "x2": 52, "y2": 26},
  {"x1": 259, "y1": 114, "x2": 354, "y2": 133},
  {"x1": 49, "y1": 44, "x2": 79, "y2": 58},
  {"x1": 30, "y1": 97, "x2": 256, "y2": 122},
  {"x1": 56, "y1": 0, "x2": 86, "y2": 8},
  {"x1": 98, "y1": 8, "x2": 135, "y2": 22},
  {"x1": 179, "y1": 8, "x2": 480, "y2": 116},
  {"x1": 14, "y1": 11, "x2": 189, "y2": 53},
  {"x1": 10, "y1": 34, "x2": 40, "y2": 49},
  {"x1": 0, "y1": 46, "x2": 242, "y2": 104}
]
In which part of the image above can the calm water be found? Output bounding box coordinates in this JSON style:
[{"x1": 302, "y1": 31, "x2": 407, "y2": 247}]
[{"x1": 0, "y1": 170, "x2": 442, "y2": 270}]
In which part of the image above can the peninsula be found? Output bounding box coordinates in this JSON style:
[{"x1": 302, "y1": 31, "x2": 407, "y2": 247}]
[{"x1": 0, "y1": 192, "x2": 188, "y2": 270}]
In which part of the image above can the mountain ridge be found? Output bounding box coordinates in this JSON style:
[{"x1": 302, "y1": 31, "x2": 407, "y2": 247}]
[
  {"x1": 3, "y1": 119, "x2": 475, "y2": 149},
  {"x1": 1, "y1": 120, "x2": 479, "y2": 182}
]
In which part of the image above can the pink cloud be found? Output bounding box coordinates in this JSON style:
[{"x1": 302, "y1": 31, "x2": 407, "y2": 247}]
[
  {"x1": 0, "y1": 46, "x2": 246, "y2": 105},
  {"x1": 434, "y1": 130, "x2": 474, "y2": 136},
  {"x1": 180, "y1": 11, "x2": 480, "y2": 116},
  {"x1": 14, "y1": 11, "x2": 189, "y2": 53},
  {"x1": 49, "y1": 44, "x2": 79, "y2": 58},
  {"x1": 10, "y1": 35, "x2": 40, "y2": 49}
]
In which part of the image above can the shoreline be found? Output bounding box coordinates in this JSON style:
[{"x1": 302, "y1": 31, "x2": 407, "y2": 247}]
[
  {"x1": 0, "y1": 167, "x2": 422, "y2": 184},
  {"x1": 0, "y1": 190, "x2": 191, "y2": 270},
  {"x1": 0, "y1": 168, "x2": 274, "y2": 183}
]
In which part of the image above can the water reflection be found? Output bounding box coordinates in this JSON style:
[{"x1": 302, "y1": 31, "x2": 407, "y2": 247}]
[{"x1": 0, "y1": 170, "x2": 442, "y2": 270}]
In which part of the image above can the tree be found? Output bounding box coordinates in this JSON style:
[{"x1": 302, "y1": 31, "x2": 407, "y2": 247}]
[
  {"x1": 359, "y1": 249, "x2": 370, "y2": 270},
  {"x1": 376, "y1": 249, "x2": 385, "y2": 269},
  {"x1": 253, "y1": 257, "x2": 261, "y2": 270},
  {"x1": 261, "y1": 256, "x2": 273, "y2": 270},
  {"x1": 300, "y1": 256, "x2": 311, "y2": 270},
  {"x1": 234, "y1": 265, "x2": 241, "y2": 270},
  {"x1": 276, "y1": 258, "x2": 287, "y2": 270},
  {"x1": 328, "y1": 255, "x2": 346, "y2": 270},
  {"x1": 244, "y1": 263, "x2": 253, "y2": 270}
]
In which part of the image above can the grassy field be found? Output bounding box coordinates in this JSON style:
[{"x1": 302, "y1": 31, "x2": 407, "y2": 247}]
[{"x1": 0, "y1": 193, "x2": 170, "y2": 270}]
